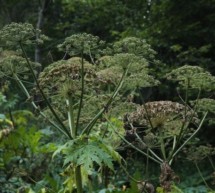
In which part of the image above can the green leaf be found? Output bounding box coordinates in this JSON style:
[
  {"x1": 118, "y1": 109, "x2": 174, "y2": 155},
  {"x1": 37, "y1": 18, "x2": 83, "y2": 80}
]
[
  {"x1": 64, "y1": 142, "x2": 114, "y2": 172},
  {"x1": 54, "y1": 135, "x2": 121, "y2": 174},
  {"x1": 52, "y1": 140, "x2": 75, "y2": 158}
]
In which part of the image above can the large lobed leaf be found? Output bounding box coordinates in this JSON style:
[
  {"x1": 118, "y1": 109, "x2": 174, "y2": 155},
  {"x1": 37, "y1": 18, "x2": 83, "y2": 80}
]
[{"x1": 53, "y1": 135, "x2": 121, "y2": 174}]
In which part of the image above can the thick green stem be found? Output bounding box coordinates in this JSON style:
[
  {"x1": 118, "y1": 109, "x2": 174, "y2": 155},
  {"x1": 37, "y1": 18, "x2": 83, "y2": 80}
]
[
  {"x1": 168, "y1": 136, "x2": 177, "y2": 165},
  {"x1": 134, "y1": 131, "x2": 163, "y2": 163},
  {"x1": 81, "y1": 68, "x2": 128, "y2": 135},
  {"x1": 76, "y1": 51, "x2": 84, "y2": 135},
  {"x1": 14, "y1": 73, "x2": 70, "y2": 137},
  {"x1": 160, "y1": 138, "x2": 167, "y2": 161},
  {"x1": 112, "y1": 126, "x2": 162, "y2": 164},
  {"x1": 169, "y1": 112, "x2": 208, "y2": 163},
  {"x1": 176, "y1": 80, "x2": 189, "y2": 144},
  {"x1": 66, "y1": 94, "x2": 83, "y2": 192},
  {"x1": 19, "y1": 42, "x2": 71, "y2": 138},
  {"x1": 67, "y1": 96, "x2": 75, "y2": 138},
  {"x1": 177, "y1": 86, "x2": 201, "y2": 147},
  {"x1": 138, "y1": 90, "x2": 154, "y2": 131},
  {"x1": 75, "y1": 166, "x2": 83, "y2": 193}
]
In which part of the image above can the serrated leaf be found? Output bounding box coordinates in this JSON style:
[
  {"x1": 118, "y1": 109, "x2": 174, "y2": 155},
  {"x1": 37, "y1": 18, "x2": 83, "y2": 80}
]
[
  {"x1": 52, "y1": 140, "x2": 75, "y2": 158},
  {"x1": 53, "y1": 135, "x2": 122, "y2": 174},
  {"x1": 99, "y1": 143, "x2": 121, "y2": 164},
  {"x1": 63, "y1": 143, "x2": 114, "y2": 172}
]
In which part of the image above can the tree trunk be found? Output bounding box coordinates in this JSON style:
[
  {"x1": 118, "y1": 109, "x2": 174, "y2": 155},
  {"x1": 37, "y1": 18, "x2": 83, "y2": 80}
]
[{"x1": 35, "y1": 0, "x2": 49, "y2": 64}]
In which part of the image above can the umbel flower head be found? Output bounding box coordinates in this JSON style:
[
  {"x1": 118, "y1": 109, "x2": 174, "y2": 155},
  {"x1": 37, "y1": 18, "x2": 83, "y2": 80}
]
[
  {"x1": 166, "y1": 65, "x2": 215, "y2": 91},
  {"x1": 0, "y1": 22, "x2": 48, "y2": 46},
  {"x1": 191, "y1": 98, "x2": 215, "y2": 114},
  {"x1": 126, "y1": 101, "x2": 198, "y2": 136},
  {"x1": 0, "y1": 52, "x2": 40, "y2": 78},
  {"x1": 37, "y1": 57, "x2": 96, "y2": 97},
  {"x1": 185, "y1": 145, "x2": 215, "y2": 162},
  {"x1": 96, "y1": 53, "x2": 159, "y2": 91},
  {"x1": 111, "y1": 53, "x2": 159, "y2": 89},
  {"x1": 112, "y1": 37, "x2": 157, "y2": 60},
  {"x1": 57, "y1": 33, "x2": 105, "y2": 56}
]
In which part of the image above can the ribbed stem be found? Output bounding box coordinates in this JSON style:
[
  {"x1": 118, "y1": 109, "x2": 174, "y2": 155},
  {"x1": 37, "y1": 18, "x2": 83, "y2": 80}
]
[
  {"x1": 160, "y1": 138, "x2": 167, "y2": 161},
  {"x1": 169, "y1": 112, "x2": 208, "y2": 163},
  {"x1": 75, "y1": 166, "x2": 83, "y2": 193},
  {"x1": 76, "y1": 51, "x2": 84, "y2": 135},
  {"x1": 81, "y1": 68, "x2": 128, "y2": 135},
  {"x1": 112, "y1": 126, "x2": 162, "y2": 164},
  {"x1": 67, "y1": 96, "x2": 75, "y2": 138},
  {"x1": 19, "y1": 42, "x2": 71, "y2": 138},
  {"x1": 134, "y1": 132, "x2": 163, "y2": 163},
  {"x1": 14, "y1": 73, "x2": 70, "y2": 137},
  {"x1": 168, "y1": 136, "x2": 177, "y2": 165}
]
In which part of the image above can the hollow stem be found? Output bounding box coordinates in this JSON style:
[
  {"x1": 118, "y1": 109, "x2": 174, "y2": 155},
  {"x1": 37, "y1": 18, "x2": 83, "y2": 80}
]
[
  {"x1": 111, "y1": 124, "x2": 161, "y2": 164},
  {"x1": 169, "y1": 112, "x2": 208, "y2": 163},
  {"x1": 81, "y1": 68, "x2": 128, "y2": 135},
  {"x1": 75, "y1": 166, "x2": 83, "y2": 193},
  {"x1": 19, "y1": 42, "x2": 70, "y2": 138},
  {"x1": 176, "y1": 80, "x2": 189, "y2": 145},
  {"x1": 160, "y1": 137, "x2": 167, "y2": 161},
  {"x1": 177, "y1": 86, "x2": 201, "y2": 146},
  {"x1": 134, "y1": 132, "x2": 163, "y2": 163},
  {"x1": 76, "y1": 51, "x2": 84, "y2": 135},
  {"x1": 13, "y1": 73, "x2": 71, "y2": 138},
  {"x1": 138, "y1": 90, "x2": 154, "y2": 131},
  {"x1": 67, "y1": 96, "x2": 75, "y2": 138},
  {"x1": 66, "y1": 93, "x2": 83, "y2": 193},
  {"x1": 168, "y1": 136, "x2": 177, "y2": 165}
]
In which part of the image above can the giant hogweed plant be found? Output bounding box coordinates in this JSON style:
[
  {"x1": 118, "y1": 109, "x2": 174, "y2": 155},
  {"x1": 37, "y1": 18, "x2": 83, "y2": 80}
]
[
  {"x1": 1, "y1": 23, "x2": 214, "y2": 193},
  {"x1": 89, "y1": 40, "x2": 215, "y2": 192},
  {"x1": 167, "y1": 65, "x2": 215, "y2": 191},
  {"x1": 120, "y1": 65, "x2": 215, "y2": 192},
  {"x1": 0, "y1": 23, "x2": 159, "y2": 192}
]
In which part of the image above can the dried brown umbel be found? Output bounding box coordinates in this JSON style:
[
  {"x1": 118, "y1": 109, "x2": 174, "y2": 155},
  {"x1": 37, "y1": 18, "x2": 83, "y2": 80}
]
[
  {"x1": 128, "y1": 101, "x2": 191, "y2": 123},
  {"x1": 35, "y1": 57, "x2": 97, "y2": 97},
  {"x1": 159, "y1": 162, "x2": 179, "y2": 192},
  {"x1": 125, "y1": 101, "x2": 199, "y2": 135},
  {"x1": 39, "y1": 57, "x2": 95, "y2": 85},
  {"x1": 137, "y1": 181, "x2": 155, "y2": 193}
]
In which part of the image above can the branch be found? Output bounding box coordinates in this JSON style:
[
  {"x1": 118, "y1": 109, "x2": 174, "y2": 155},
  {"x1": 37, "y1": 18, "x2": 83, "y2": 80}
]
[
  {"x1": 67, "y1": 96, "x2": 75, "y2": 138},
  {"x1": 13, "y1": 73, "x2": 71, "y2": 138},
  {"x1": 19, "y1": 43, "x2": 71, "y2": 138},
  {"x1": 81, "y1": 68, "x2": 128, "y2": 135},
  {"x1": 134, "y1": 131, "x2": 163, "y2": 163},
  {"x1": 76, "y1": 51, "x2": 84, "y2": 135},
  {"x1": 169, "y1": 112, "x2": 208, "y2": 164},
  {"x1": 114, "y1": 129, "x2": 162, "y2": 164}
]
